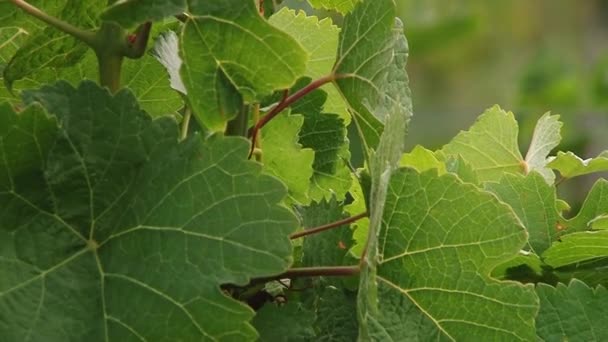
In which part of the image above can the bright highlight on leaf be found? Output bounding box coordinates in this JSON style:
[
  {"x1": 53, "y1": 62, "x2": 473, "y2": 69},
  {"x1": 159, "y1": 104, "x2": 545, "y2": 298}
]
[
  {"x1": 307, "y1": 0, "x2": 361, "y2": 14},
  {"x1": 0, "y1": 82, "x2": 297, "y2": 341},
  {"x1": 524, "y1": 112, "x2": 562, "y2": 183}
]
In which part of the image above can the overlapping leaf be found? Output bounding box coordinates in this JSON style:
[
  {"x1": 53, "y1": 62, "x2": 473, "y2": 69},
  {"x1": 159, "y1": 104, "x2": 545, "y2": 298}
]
[
  {"x1": 268, "y1": 8, "x2": 348, "y2": 123},
  {"x1": 523, "y1": 113, "x2": 562, "y2": 183},
  {"x1": 307, "y1": 0, "x2": 360, "y2": 14},
  {"x1": 3, "y1": 0, "x2": 104, "y2": 90},
  {"x1": 442, "y1": 106, "x2": 524, "y2": 183},
  {"x1": 333, "y1": 0, "x2": 411, "y2": 153},
  {"x1": 536, "y1": 280, "x2": 608, "y2": 341},
  {"x1": 180, "y1": 0, "x2": 308, "y2": 131},
  {"x1": 548, "y1": 151, "x2": 608, "y2": 179},
  {"x1": 0, "y1": 81, "x2": 297, "y2": 341},
  {"x1": 361, "y1": 168, "x2": 538, "y2": 341},
  {"x1": 102, "y1": 0, "x2": 187, "y2": 27},
  {"x1": 567, "y1": 179, "x2": 608, "y2": 231},
  {"x1": 543, "y1": 231, "x2": 608, "y2": 268},
  {"x1": 261, "y1": 112, "x2": 315, "y2": 205},
  {"x1": 486, "y1": 172, "x2": 559, "y2": 254}
]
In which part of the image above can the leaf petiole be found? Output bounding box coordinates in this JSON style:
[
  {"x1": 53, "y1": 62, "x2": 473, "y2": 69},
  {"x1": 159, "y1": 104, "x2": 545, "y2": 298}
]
[{"x1": 290, "y1": 212, "x2": 368, "y2": 239}]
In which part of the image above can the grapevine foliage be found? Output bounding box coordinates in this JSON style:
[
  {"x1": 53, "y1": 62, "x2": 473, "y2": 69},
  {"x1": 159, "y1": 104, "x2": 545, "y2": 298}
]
[{"x1": 1, "y1": 0, "x2": 607, "y2": 341}]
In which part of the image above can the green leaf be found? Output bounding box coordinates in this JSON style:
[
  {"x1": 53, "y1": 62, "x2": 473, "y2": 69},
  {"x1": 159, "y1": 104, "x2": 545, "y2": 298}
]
[
  {"x1": 547, "y1": 151, "x2": 608, "y2": 179},
  {"x1": 567, "y1": 179, "x2": 608, "y2": 232},
  {"x1": 542, "y1": 231, "x2": 608, "y2": 268},
  {"x1": 0, "y1": 102, "x2": 57, "y2": 189},
  {"x1": 400, "y1": 145, "x2": 447, "y2": 175},
  {"x1": 262, "y1": 112, "x2": 315, "y2": 205},
  {"x1": 3, "y1": 0, "x2": 104, "y2": 89},
  {"x1": 300, "y1": 198, "x2": 352, "y2": 268},
  {"x1": 252, "y1": 302, "x2": 316, "y2": 342},
  {"x1": 360, "y1": 168, "x2": 538, "y2": 341},
  {"x1": 442, "y1": 154, "x2": 480, "y2": 184},
  {"x1": 334, "y1": 0, "x2": 412, "y2": 152},
  {"x1": 1, "y1": 81, "x2": 297, "y2": 341},
  {"x1": 590, "y1": 215, "x2": 608, "y2": 230},
  {"x1": 299, "y1": 110, "x2": 351, "y2": 202},
  {"x1": 491, "y1": 251, "x2": 544, "y2": 282},
  {"x1": 313, "y1": 286, "x2": 358, "y2": 341},
  {"x1": 102, "y1": 0, "x2": 187, "y2": 27},
  {"x1": 345, "y1": 173, "x2": 369, "y2": 258},
  {"x1": 523, "y1": 112, "x2": 562, "y2": 183},
  {"x1": 180, "y1": 0, "x2": 308, "y2": 131},
  {"x1": 485, "y1": 172, "x2": 559, "y2": 254},
  {"x1": 442, "y1": 105, "x2": 524, "y2": 183},
  {"x1": 536, "y1": 280, "x2": 608, "y2": 341},
  {"x1": 268, "y1": 8, "x2": 348, "y2": 123},
  {"x1": 307, "y1": 0, "x2": 360, "y2": 14}
]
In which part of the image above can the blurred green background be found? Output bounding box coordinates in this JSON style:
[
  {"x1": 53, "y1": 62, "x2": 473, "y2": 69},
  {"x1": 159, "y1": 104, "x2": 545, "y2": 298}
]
[{"x1": 285, "y1": 0, "x2": 608, "y2": 209}]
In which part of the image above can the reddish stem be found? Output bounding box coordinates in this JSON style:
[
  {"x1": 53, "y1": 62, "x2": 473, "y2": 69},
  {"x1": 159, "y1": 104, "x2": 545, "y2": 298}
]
[
  {"x1": 259, "y1": 0, "x2": 265, "y2": 15},
  {"x1": 290, "y1": 212, "x2": 368, "y2": 239},
  {"x1": 248, "y1": 74, "x2": 335, "y2": 158}
]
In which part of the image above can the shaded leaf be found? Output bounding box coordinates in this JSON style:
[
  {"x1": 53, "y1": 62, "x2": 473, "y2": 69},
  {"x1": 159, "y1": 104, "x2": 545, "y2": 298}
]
[
  {"x1": 486, "y1": 172, "x2": 559, "y2": 254},
  {"x1": 180, "y1": 0, "x2": 308, "y2": 131},
  {"x1": 1, "y1": 81, "x2": 297, "y2": 341},
  {"x1": 361, "y1": 168, "x2": 538, "y2": 341},
  {"x1": 299, "y1": 110, "x2": 351, "y2": 202},
  {"x1": 3, "y1": 0, "x2": 104, "y2": 89},
  {"x1": 524, "y1": 112, "x2": 562, "y2": 183},
  {"x1": 102, "y1": 0, "x2": 187, "y2": 27},
  {"x1": 542, "y1": 231, "x2": 608, "y2": 268},
  {"x1": 536, "y1": 280, "x2": 608, "y2": 341},
  {"x1": 253, "y1": 302, "x2": 316, "y2": 342},
  {"x1": 442, "y1": 105, "x2": 524, "y2": 183},
  {"x1": 547, "y1": 151, "x2": 608, "y2": 179}
]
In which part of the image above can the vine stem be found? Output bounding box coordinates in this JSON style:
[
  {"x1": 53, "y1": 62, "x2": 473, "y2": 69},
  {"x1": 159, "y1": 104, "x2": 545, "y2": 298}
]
[
  {"x1": 248, "y1": 74, "x2": 336, "y2": 158},
  {"x1": 290, "y1": 212, "x2": 368, "y2": 239},
  {"x1": 250, "y1": 266, "x2": 360, "y2": 284},
  {"x1": 9, "y1": 0, "x2": 96, "y2": 46}
]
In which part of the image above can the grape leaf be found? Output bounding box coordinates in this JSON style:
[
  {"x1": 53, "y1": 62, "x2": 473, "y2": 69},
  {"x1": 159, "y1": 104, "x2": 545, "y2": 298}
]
[
  {"x1": 299, "y1": 109, "x2": 351, "y2": 202},
  {"x1": 542, "y1": 231, "x2": 608, "y2": 268},
  {"x1": 536, "y1": 280, "x2": 608, "y2": 341},
  {"x1": 102, "y1": 0, "x2": 187, "y2": 27},
  {"x1": 400, "y1": 145, "x2": 447, "y2": 175},
  {"x1": 589, "y1": 215, "x2": 608, "y2": 230},
  {"x1": 307, "y1": 0, "x2": 360, "y2": 14},
  {"x1": 268, "y1": 8, "x2": 349, "y2": 123},
  {"x1": 262, "y1": 112, "x2": 315, "y2": 205},
  {"x1": 180, "y1": 0, "x2": 308, "y2": 131},
  {"x1": 3, "y1": 0, "x2": 104, "y2": 89},
  {"x1": 345, "y1": 173, "x2": 369, "y2": 258},
  {"x1": 523, "y1": 112, "x2": 562, "y2": 183},
  {"x1": 567, "y1": 179, "x2": 608, "y2": 232},
  {"x1": 485, "y1": 172, "x2": 559, "y2": 254},
  {"x1": 313, "y1": 286, "x2": 358, "y2": 341},
  {"x1": 547, "y1": 151, "x2": 608, "y2": 179},
  {"x1": 334, "y1": 0, "x2": 412, "y2": 153},
  {"x1": 0, "y1": 102, "x2": 57, "y2": 189},
  {"x1": 442, "y1": 105, "x2": 525, "y2": 183},
  {"x1": 360, "y1": 168, "x2": 538, "y2": 341},
  {"x1": 252, "y1": 302, "x2": 316, "y2": 342},
  {"x1": 0, "y1": 81, "x2": 297, "y2": 341}
]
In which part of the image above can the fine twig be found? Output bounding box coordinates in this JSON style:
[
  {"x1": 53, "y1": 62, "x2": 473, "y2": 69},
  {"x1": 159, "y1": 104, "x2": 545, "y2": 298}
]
[
  {"x1": 290, "y1": 212, "x2": 368, "y2": 239},
  {"x1": 248, "y1": 74, "x2": 336, "y2": 158}
]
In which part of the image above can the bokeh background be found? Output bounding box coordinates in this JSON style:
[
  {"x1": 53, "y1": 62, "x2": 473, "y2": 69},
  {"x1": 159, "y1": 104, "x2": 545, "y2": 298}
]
[{"x1": 285, "y1": 0, "x2": 608, "y2": 210}]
